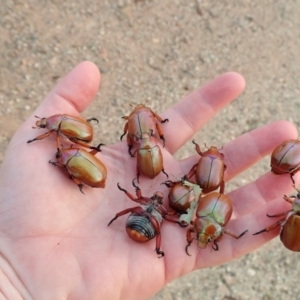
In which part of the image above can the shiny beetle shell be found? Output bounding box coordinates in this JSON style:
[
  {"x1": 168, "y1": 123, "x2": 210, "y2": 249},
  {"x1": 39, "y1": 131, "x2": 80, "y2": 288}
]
[
  {"x1": 194, "y1": 192, "x2": 232, "y2": 248},
  {"x1": 50, "y1": 146, "x2": 107, "y2": 192},
  {"x1": 135, "y1": 132, "x2": 167, "y2": 180},
  {"x1": 120, "y1": 104, "x2": 168, "y2": 156},
  {"x1": 280, "y1": 214, "x2": 300, "y2": 251},
  {"x1": 254, "y1": 192, "x2": 300, "y2": 252},
  {"x1": 188, "y1": 142, "x2": 226, "y2": 194},
  {"x1": 186, "y1": 192, "x2": 247, "y2": 254},
  {"x1": 196, "y1": 192, "x2": 232, "y2": 224},
  {"x1": 166, "y1": 181, "x2": 195, "y2": 213},
  {"x1": 28, "y1": 114, "x2": 98, "y2": 149},
  {"x1": 127, "y1": 105, "x2": 158, "y2": 139},
  {"x1": 271, "y1": 140, "x2": 300, "y2": 182}
]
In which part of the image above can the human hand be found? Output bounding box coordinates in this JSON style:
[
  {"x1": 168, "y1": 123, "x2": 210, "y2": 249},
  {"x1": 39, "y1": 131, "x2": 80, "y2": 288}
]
[{"x1": 0, "y1": 61, "x2": 297, "y2": 300}]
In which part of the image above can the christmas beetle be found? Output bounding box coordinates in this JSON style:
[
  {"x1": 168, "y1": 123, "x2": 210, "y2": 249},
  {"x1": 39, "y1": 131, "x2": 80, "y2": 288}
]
[
  {"x1": 120, "y1": 103, "x2": 168, "y2": 156},
  {"x1": 271, "y1": 140, "x2": 300, "y2": 186},
  {"x1": 186, "y1": 192, "x2": 247, "y2": 255},
  {"x1": 49, "y1": 143, "x2": 107, "y2": 193},
  {"x1": 253, "y1": 191, "x2": 300, "y2": 252},
  {"x1": 27, "y1": 114, "x2": 99, "y2": 150},
  {"x1": 108, "y1": 179, "x2": 186, "y2": 257},
  {"x1": 134, "y1": 131, "x2": 168, "y2": 182},
  {"x1": 187, "y1": 141, "x2": 226, "y2": 194},
  {"x1": 162, "y1": 177, "x2": 195, "y2": 214}
]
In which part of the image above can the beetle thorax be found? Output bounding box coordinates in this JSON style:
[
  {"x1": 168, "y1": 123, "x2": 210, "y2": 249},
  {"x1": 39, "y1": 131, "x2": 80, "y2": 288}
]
[
  {"x1": 36, "y1": 118, "x2": 48, "y2": 128},
  {"x1": 141, "y1": 204, "x2": 163, "y2": 223},
  {"x1": 194, "y1": 216, "x2": 222, "y2": 248}
]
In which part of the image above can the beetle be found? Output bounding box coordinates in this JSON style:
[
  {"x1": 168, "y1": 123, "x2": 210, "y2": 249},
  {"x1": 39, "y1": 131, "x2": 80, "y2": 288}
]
[
  {"x1": 187, "y1": 141, "x2": 226, "y2": 194},
  {"x1": 185, "y1": 192, "x2": 247, "y2": 255},
  {"x1": 162, "y1": 177, "x2": 195, "y2": 214},
  {"x1": 27, "y1": 114, "x2": 99, "y2": 150},
  {"x1": 108, "y1": 179, "x2": 186, "y2": 257},
  {"x1": 120, "y1": 103, "x2": 169, "y2": 156},
  {"x1": 270, "y1": 140, "x2": 300, "y2": 186},
  {"x1": 253, "y1": 191, "x2": 300, "y2": 252},
  {"x1": 134, "y1": 131, "x2": 168, "y2": 182},
  {"x1": 49, "y1": 143, "x2": 107, "y2": 193}
]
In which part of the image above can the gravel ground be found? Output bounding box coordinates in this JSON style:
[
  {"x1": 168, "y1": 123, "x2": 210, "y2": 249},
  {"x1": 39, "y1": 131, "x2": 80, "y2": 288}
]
[{"x1": 1, "y1": 1, "x2": 300, "y2": 299}]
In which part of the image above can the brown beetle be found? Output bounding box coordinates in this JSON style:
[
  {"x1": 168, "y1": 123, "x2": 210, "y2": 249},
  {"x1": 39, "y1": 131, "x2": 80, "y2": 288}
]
[
  {"x1": 120, "y1": 103, "x2": 168, "y2": 156},
  {"x1": 271, "y1": 140, "x2": 300, "y2": 186},
  {"x1": 108, "y1": 179, "x2": 186, "y2": 257},
  {"x1": 253, "y1": 191, "x2": 300, "y2": 251},
  {"x1": 186, "y1": 192, "x2": 247, "y2": 255},
  {"x1": 49, "y1": 143, "x2": 107, "y2": 193},
  {"x1": 28, "y1": 114, "x2": 99, "y2": 150},
  {"x1": 187, "y1": 141, "x2": 226, "y2": 194},
  {"x1": 134, "y1": 131, "x2": 168, "y2": 182},
  {"x1": 163, "y1": 178, "x2": 195, "y2": 214}
]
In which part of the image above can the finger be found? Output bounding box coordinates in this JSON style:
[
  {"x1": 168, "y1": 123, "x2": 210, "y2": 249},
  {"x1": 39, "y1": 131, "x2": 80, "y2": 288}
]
[
  {"x1": 162, "y1": 72, "x2": 245, "y2": 154},
  {"x1": 32, "y1": 61, "x2": 100, "y2": 117},
  {"x1": 9, "y1": 61, "x2": 101, "y2": 148},
  {"x1": 229, "y1": 171, "x2": 300, "y2": 217},
  {"x1": 191, "y1": 196, "x2": 287, "y2": 270},
  {"x1": 179, "y1": 120, "x2": 298, "y2": 179}
]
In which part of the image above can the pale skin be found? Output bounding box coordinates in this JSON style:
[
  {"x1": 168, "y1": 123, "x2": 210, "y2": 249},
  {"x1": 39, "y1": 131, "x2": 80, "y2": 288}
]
[{"x1": 0, "y1": 61, "x2": 298, "y2": 300}]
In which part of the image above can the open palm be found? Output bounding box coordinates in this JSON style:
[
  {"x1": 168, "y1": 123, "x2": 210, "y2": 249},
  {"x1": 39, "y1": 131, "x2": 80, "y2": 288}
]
[{"x1": 0, "y1": 61, "x2": 297, "y2": 300}]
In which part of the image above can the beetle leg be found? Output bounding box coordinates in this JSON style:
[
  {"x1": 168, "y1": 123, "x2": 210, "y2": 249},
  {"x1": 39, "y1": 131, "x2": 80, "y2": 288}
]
[
  {"x1": 253, "y1": 217, "x2": 286, "y2": 235},
  {"x1": 120, "y1": 122, "x2": 128, "y2": 141},
  {"x1": 161, "y1": 180, "x2": 175, "y2": 188},
  {"x1": 284, "y1": 195, "x2": 295, "y2": 204},
  {"x1": 89, "y1": 143, "x2": 106, "y2": 155},
  {"x1": 86, "y1": 117, "x2": 99, "y2": 124},
  {"x1": 155, "y1": 233, "x2": 164, "y2": 258},
  {"x1": 212, "y1": 240, "x2": 219, "y2": 251},
  {"x1": 186, "y1": 163, "x2": 197, "y2": 180},
  {"x1": 71, "y1": 177, "x2": 85, "y2": 194},
  {"x1": 155, "y1": 123, "x2": 166, "y2": 147},
  {"x1": 132, "y1": 178, "x2": 141, "y2": 196},
  {"x1": 117, "y1": 183, "x2": 138, "y2": 201},
  {"x1": 68, "y1": 138, "x2": 93, "y2": 150},
  {"x1": 125, "y1": 134, "x2": 135, "y2": 157},
  {"x1": 136, "y1": 164, "x2": 141, "y2": 183},
  {"x1": 163, "y1": 214, "x2": 188, "y2": 228},
  {"x1": 27, "y1": 130, "x2": 55, "y2": 144},
  {"x1": 162, "y1": 168, "x2": 169, "y2": 179},
  {"x1": 219, "y1": 180, "x2": 225, "y2": 194},
  {"x1": 49, "y1": 160, "x2": 64, "y2": 168},
  {"x1": 152, "y1": 111, "x2": 169, "y2": 124},
  {"x1": 223, "y1": 228, "x2": 248, "y2": 239},
  {"x1": 192, "y1": 140, "x2": 204, "y2": 156},
  {"x1": 147, "y1": 213, "x2": 164, "y2": 258},
  {"x1": 108, "y1": 206, "x2": 144, "y2": 226},
  {"x1": 267, "y1": 210, "x2": 291, "y2": 218},
  {"x1": 186, "y1": 227, "x2": 195, "y2": 256}
]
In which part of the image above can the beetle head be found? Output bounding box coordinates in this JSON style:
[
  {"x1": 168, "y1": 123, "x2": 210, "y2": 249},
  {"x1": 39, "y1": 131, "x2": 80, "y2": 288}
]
[{"x1": 35, "y1": 117, "x2": 48, "y2": 128}]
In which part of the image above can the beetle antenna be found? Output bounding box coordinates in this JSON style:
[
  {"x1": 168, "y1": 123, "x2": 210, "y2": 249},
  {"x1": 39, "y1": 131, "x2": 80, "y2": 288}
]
[{"x1": 34, "y1": 115, "x2": 41, "y2": 119}]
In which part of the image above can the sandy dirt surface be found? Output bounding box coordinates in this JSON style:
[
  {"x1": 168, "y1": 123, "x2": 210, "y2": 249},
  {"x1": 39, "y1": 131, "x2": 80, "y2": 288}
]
[{"x1": 1, "y1": 1, "x2": 300, "y2": 299}]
